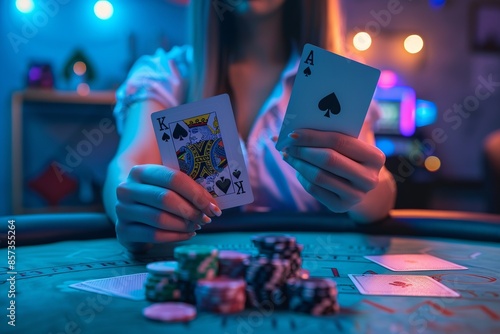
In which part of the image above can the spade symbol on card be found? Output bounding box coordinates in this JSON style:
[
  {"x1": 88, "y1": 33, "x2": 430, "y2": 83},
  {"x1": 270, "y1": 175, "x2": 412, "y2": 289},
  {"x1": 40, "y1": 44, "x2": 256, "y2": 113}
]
[
  {"x1": 232, "y1": 169, "x2": 241, "y2": 179},
  {"x1": 318, "y1": 92, "x2": 341, "y2": 118},
  {"x1": 303, "y1": 66, "x2": 312, "y2": 77},
  {"x1": 173, "y1": 123, "x2": 188, "y2": 141},
  {"x1": 216, "y1": 176, "x2": 231, "y2": 194},
  {"x1": 161, "y1": 132, "x2": 170, "y2": 142},
  {"x1": 388, "y1": 281, "x2": 412, "y2": 288}
]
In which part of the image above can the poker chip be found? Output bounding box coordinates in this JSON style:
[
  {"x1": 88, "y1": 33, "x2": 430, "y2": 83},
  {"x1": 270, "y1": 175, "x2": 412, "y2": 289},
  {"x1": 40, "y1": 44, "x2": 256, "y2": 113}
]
[
  {"x1": 143, "y1": 302, "x2": 196, "y2": 322},
  {"x1": 251, "y1": 234, "x2": 297, "y2": 251},
  {"x1": 174, "y1": 245, "x2": 219, "y2": 304},
  {"x1": 286, "y1": 278, "x2": 340, "y2": 316},
  {"x1": 195, "y1": 277, "x2": 246, "y2": 314},
  {"x1": 252, "y1": 234, "x2": 303, "y2": 279},
  {"x1": 146, "y1": 261, "x2": 178, "y2": 275},
  {"x1": 218, "y1": 250, "x2": 250, "y2": 278},
  {"x1": 143, "y1": 236, "x2": 339, "y2": 317},
  {"x1": 174, "y1": 245, "x2": 219, "y2": 260},
  {"x1": 144, "y1": 261, "x2": 181, "y2": 302},
  {"x1": 174, "y1": 245, "x2": 219, "y2": 281},
  {"x1": 245, "y1": 256, "x2": 290, "y2": 309}
]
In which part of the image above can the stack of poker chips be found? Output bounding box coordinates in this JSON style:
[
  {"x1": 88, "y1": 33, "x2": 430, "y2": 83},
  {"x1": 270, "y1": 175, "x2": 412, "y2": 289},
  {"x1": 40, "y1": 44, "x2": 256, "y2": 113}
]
[
  {"x1": 195, "y1": 277, "x2": 246, "y2": 314},
  {"x1": 144, "y1": 261, "x2": 181, "y2": 302},
  {"x1": 251, "y1": 234, "x2": 303, "y2": 279},
  {"x1": 217, "y1": 250, "x2": 250, "y2": 279},
  {"x1": 286, "y1": 278, "x2": 340, "y2": 315},
  {"x1": 174, "y1": 245, "x2": 219, "y2": 304},
  {"x1": 244, "y1": 257, "x2": 291, "y2": 309}
]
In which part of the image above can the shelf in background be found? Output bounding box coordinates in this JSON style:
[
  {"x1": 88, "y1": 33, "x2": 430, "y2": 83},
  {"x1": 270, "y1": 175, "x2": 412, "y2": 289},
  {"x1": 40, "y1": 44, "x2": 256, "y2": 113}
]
[
  {"x1": 15, "y1": 89, "x2": 116, "y2": 105},
  {"x1": 11, "y1": 90, "x2": 119, "y2": 214}
]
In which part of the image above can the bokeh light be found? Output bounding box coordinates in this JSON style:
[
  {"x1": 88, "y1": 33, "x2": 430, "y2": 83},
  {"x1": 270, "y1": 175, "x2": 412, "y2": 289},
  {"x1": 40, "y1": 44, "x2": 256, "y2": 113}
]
[
  {"x1": 429, "y1": 0, "x2": 446, "y2": 9},
  {"x1": 424, "y1": 156, "x2": 441, "y2": 172},
  {"x1": 16, "y1": 0, "x2": 34, "y2": 13},
  {"x1": 73, "y1": 62, "x2": 87, "y2": 76},
  {"x1": 404, "y1": 35, "x2": 424, "y2": 54},
  {"x1": 77, "y1": 83, "x2": 90, "y2": 96},
  {"x1": 94, "y1": 1, "x2": 114, "y2": 20},
  {"x1": 378, "y1": 70, "x2": 398, "y2": 88},
  {"x1": 353, "y1": 32, "x2": 372, "y2": 51}
]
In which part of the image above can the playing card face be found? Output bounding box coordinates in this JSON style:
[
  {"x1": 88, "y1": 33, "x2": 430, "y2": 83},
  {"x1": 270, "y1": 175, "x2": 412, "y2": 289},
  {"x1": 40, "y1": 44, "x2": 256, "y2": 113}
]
[
  {"x1": 276, "y1": 43, "x2": 381, "y2": 150},
  {"x1": 348, "y1": 274, "x2": 460, "y2": 297},
  {"x1": 151, "y1": 94, "x2": 254, "y2": 209},
  {"x1": 364, "y1": 254, "x2": 468, "y2": 271}
]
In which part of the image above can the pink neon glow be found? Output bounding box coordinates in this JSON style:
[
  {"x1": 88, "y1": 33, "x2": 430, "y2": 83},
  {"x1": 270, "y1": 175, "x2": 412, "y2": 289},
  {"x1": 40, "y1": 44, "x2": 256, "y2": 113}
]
[
  {"x1": 378, "y1": 70, "x2": 398, "y2": 88},
  {"x1": 374, "y1": 86, "x2": 416, "y2": 137},
  {"x1": 400, "y1": 89, "x2": 416, "y2": 137}
]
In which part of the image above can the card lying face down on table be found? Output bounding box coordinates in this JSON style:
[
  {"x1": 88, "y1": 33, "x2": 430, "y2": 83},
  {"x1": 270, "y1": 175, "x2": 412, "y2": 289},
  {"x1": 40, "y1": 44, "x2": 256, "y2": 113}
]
[{"x1": 150, "y1": 43, "x2": 381, "y2": 210}]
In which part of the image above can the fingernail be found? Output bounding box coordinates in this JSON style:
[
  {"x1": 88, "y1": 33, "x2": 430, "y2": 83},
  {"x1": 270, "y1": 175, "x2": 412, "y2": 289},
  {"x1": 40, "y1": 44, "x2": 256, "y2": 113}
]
[
  {"x1": 270, "y1": 135, "x2": 278, "y2": 142},
  {"x1": 195, "y1": 224, "x2": 202, "y2": 230},
  {"x1": 202, "y1": 215, "x2": 212, "y2": 224},
  {"x1": 210, "y1": 203, "x2": 222, "y2": 217},
  {"x1": 288, "y1": 132, "x2": 299, "y2": 140},
  {"x1": 281, "y1": 151, "x2": 289, "y2": 160},
  {"x1": 189, "y1": 232, "x2": 197, "y2": 237}
]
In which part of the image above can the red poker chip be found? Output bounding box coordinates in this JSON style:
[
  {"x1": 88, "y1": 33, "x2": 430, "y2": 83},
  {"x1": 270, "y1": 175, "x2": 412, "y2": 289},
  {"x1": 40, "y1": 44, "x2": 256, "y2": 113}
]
[
  {"x1": 197, "y1": 277, "x2": 246, "y2": 290},
  {"x1": 143, "y1": 302, "x2": 196, "y2": 322},
  {"x1": 218, "y1": 250, "x2": 250, "y2": 260}
]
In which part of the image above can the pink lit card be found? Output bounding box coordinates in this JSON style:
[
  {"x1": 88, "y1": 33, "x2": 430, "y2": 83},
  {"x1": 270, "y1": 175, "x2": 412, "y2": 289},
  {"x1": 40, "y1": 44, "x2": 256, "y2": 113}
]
[
  {"x1": 349, "y1": 274, "x2": 460, "y2": 297},
  {"x1": 364, "y1": 254, "x2": 467, "y2": 271}
]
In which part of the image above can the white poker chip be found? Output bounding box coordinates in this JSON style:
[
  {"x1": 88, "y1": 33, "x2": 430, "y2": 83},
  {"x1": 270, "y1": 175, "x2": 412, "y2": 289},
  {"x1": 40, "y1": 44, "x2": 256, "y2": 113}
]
[{"x1": 146, "y1": 261, "x2": 178, "y2": 275}]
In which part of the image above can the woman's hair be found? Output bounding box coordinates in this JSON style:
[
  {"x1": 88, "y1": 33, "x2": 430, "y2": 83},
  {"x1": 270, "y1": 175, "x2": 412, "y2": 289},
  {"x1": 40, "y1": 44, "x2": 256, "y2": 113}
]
[{"x1": 187, "y1": 0, "x2": 345, "y2": 102}]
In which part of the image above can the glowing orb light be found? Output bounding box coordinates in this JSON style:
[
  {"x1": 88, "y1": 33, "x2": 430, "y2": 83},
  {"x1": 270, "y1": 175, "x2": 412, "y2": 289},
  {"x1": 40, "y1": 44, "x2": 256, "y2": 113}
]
[
  {"x1": 73, "y1": 61, "x2": 87, "y2": 76},
  {"x1": 378, "y1": 70, "x2": 398, "y2": 88},
  {"x1": 353, "y1": 32, "x2": 372, "y2": 51},
  {"x1": 424, "y1": 156, "x2": 441, "y2": 172},
  {"x1": 16, "y1": 0, "x2": 34, "y2": 13},
  {"x1": 77, "y1": 83, "x2": 90, "y2": 96},
  {"x1": 94, "y1": 1, "x2": 114, "y2": 20},
  {"x1": 404, "y1": 34, "x2": 424, "y2": 54}
]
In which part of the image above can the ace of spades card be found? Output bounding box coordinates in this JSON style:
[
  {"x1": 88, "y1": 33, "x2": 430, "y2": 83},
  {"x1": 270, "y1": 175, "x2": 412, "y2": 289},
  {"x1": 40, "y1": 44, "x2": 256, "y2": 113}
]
[
  {"x1": 151, "y1": 94, "x2": 253, "y2": 210},
  {"x1": 276, "y1": 43, "x2": 381, "y2": 151}
]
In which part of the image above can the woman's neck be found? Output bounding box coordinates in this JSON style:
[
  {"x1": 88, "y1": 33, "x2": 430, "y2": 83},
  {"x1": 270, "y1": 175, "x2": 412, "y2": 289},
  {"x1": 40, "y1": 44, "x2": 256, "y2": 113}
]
[{"x1": 232, "y1": 10, "x2": 289, "y2": 65}]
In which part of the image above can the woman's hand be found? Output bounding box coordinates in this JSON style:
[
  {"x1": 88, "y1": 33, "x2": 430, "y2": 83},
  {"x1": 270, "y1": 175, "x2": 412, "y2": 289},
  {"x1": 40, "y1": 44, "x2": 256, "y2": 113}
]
[
  {"x1": 280, "y1": 129, "x2": 386, "y2": 214},
  {"x1": 115, "y1": 164, "x2": 221, "y2": 253}
]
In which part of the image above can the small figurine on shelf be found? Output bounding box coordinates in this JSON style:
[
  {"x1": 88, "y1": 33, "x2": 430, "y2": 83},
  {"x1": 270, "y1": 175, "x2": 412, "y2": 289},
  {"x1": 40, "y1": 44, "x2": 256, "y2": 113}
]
[
  {"x1": 62, "y1": 49, "x2": 96, "y2": 96},
  {"x1": 27, "y1": 63, "x2": 54, "y2": 89}
]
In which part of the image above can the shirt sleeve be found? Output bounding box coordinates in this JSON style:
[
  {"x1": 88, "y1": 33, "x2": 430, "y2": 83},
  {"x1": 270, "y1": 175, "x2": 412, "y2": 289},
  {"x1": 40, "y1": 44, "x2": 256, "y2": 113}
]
[{"x1": 113, "y1": 45, "x2": 192, "y2": 134}]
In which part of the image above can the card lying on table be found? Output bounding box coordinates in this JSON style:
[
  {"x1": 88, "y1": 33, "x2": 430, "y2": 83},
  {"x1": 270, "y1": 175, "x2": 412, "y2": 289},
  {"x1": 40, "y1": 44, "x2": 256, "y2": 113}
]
[
  {"x1": 276, "y1": 43, "x2": 381, "y2": 151},
  {"x1": 364, "y1": 254, "x2": 468, "y2": 271},
  {"x1": 349, "y1": 274, "x2": 460, "y2": 297},
  {"x1": 151, "y1": 94, "x2": 254, "y2": 210},
  {"x1": 70, "y1": 273, "x2": 147, "y2": 300}
]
